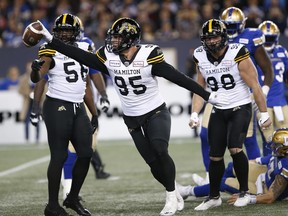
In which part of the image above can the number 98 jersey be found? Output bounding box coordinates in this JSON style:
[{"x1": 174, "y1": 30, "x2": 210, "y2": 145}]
[{"x1": 193, "y1": 43, "x2": 252, "y2": 109}]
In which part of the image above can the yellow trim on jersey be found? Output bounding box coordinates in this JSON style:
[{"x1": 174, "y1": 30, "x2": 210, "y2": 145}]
[
  {"x1": 38, "y1": 49, "x2": 56, "y2": 57},
  {"x1": 96, "y1": 51, "x2": 105, "y2": 64},
  {"x1": 234, "y1": 53, "x2": 249, "y2": 63},
  {"x1": 147, "y1": 54, "x2": 164, "y2": 64},
  {"x1": 282, "y1": 168, "x2": 288, "y2": 178}
]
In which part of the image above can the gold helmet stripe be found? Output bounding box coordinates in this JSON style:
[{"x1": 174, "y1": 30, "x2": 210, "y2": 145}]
[
  {"x1": 208, "y1": 19, "x2": 213, "y2": 32},
  {"x1": 62, "y1": 14, "x2": 67, "y2": 24}
]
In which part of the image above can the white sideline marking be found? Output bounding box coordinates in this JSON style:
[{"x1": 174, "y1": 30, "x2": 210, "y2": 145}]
[{"x1": 0, "y1": 155, "x2": 50, "y2": 177}]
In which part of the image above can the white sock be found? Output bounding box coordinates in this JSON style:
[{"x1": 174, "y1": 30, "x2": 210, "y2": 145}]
[{"x1": 61, "y1": 171, "x2": 72, "y2": 200}]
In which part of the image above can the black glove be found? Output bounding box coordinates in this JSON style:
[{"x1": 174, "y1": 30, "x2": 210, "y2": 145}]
[
  {"x1": 31, "y1": 59, "x2": 45, "y2": 72},
  {"x1": 30, "y1": 112, "x2": 41, "y2": 127},
  {"x1": 99, "y1": 96, "x2": 110, "y2": 113},
  {"x1": 91, "y1": 115, "x2": 98, "y2": 134}
]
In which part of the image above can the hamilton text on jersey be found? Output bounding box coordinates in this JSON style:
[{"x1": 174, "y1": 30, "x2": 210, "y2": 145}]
[
  {"x1": 113, "y1": 69, "x2": 141, "y2": 75},
  {"x1": 205, "y1": 67, "x2": 230, "y2": 75}
]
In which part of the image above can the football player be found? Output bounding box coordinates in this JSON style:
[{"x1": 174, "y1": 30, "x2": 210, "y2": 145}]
[
  {"x1": 30, "y1": 13, "x2": 96, "y2": 216},
  {"x1": 36, "y1": 17, "x2": 229, "y2": 216},
  {"x1": 60, "y1": 16, "x2": 111, "y2": 201},
  {"x1": 228, "y1": 128, "x2": 288, "y2": 204},
  {"x1": 190, "y1": 7, "x2": 274, "y2": 186},
  {"x1": 256, "y1": 20, "x2": 288, "y2": 155},
  {"x1": 189, "y1": 19, "x2": 271, "y2": 210},
  {"x1": 177, "y1": 128, "x2": 288, "y2": 204}
]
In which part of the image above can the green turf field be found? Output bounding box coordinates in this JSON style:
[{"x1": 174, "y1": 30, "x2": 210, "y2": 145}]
[{"x1": 0, "y1": 137, "x2": 287, "y2": 216}]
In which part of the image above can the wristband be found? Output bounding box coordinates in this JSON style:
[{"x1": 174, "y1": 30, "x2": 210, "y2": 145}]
[
  {"x1": 260, "y1": 112, "x2": 269, "y2": 120},
  {"x1": 255, "y1": 157, "x2": 262, "y2": 165},
  {"x1": 190, "y1": 112, "x2": 198, "y2": 119},
  {"x1": 262, "y1": 85, "x2": 270, "y2": 97},
  {"x1": 249, "y1": 195, "x2": 257, "y2": 204}
]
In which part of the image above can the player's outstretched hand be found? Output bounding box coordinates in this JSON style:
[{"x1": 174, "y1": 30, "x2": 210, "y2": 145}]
[{"x1": 36, "y1": 20, "x2": 53, "y2": 42}]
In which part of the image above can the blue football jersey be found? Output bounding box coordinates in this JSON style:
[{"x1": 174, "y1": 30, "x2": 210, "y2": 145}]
[
  {"x1": 259, "y1": 45, "x2": 288, "y2": 107},
  {"x1": 265, "y1": 156, "x2": 288, "y2": 200},
  {"x1": 228, "y1": 28, "x2": 264, "y2": 66}
]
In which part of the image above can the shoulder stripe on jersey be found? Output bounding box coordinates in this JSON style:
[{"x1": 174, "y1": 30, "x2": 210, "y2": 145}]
[
  {"x1": 281, "y1": 168, "x2": 288, "y2": 178},
  {"x1": 147, "y1": 54, "x2": 164, "y2": 64},
  {"x1": 96, "y1": 51, "x2": 106, "y2": 63},
  {"x1": 234, "y1": 53, "x2": 249, "y2": 63},
  {"x1": 38, "y1": 49, "x2": 56, "y2": 57}
]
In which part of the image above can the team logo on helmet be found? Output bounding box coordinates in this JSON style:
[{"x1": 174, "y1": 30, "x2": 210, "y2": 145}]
[{"x1": 258, "y1": 20, "x2": 280, "y2": 52}]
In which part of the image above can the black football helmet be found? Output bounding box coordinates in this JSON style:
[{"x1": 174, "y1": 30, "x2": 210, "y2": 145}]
[
  {"x1": 269, "y1": 128, "x2": 288, "y2": 157},
  {"x1": 105, "y1": 17, "x2": 141, "y2": 54},
  {"x1": 200, "y1": 19, "x2": 228, "y2": 54},
  {"x1": 53, "y1": 13, "x2": 80, "y2": 44}
]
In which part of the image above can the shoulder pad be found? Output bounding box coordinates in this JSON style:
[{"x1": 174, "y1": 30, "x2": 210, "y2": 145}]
[
  {"x1": 38, "y1": 43, "x2": 56, "y2": 58},
  {"x1": 234, "y1": 44, "x2": 250, "y2": 63},
  {"x1": 95, "y1": 46, "x2": 107, "y2": 64},
  {"x1": 147, "y1": 45, "x2": 164, "y2": 64}
]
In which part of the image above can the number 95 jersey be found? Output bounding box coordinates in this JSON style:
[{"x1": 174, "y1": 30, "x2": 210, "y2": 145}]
[
  {"x1": 193, "y1": 43, "x2": 252, "y2": 109},
  {"x1": 102, "y1": 44, "x2": 165, "y2": 116}
]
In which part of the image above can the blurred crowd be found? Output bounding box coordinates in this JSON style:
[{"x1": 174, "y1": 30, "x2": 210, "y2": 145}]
[{"x1": 0, "y1": 0, "x2": 288, "y2": 47}]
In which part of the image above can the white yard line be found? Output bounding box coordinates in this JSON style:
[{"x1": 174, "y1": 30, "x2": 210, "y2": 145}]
[{"x1": 0, "y1": 155, "x2": 50, "y2": 177}]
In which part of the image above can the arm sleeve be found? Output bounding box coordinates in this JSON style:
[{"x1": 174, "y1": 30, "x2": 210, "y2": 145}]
[
  {"x1": 152, "y1": 61, "x2": 210, "y2": 101},
  {"x1": 49, "y1": 38, "x2": 109, "y2": 75}
]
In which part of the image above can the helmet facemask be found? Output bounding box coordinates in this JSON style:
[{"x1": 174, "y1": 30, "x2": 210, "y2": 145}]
[
  {"x1": 220, "y1": 7, "x2": 247, "y2": 39},
  {"x1": 53, "y1": 13, "x2": 80, "y2": 44},
  {"x1": 258, "y1": 21, "x2": 280, "y2": 52},
  {"x1": 200, "y1": 19, "x2": 228, "y2": 54}
]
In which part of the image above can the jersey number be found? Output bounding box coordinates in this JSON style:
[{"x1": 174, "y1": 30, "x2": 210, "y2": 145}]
[
  {"x1": 64, "y1": 62, "x2": 88, "y2": 82},
  {"x1": 206, "y1": 74, "x2": 236, "y2": 91},
  {"x1": 114, "y1": 76, "x2": 147, "y2": 96}
]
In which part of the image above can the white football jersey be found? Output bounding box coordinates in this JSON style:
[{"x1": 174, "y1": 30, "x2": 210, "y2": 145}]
[
  {"x1": 103, "y1": 44, "x2": 164, "y2": 116},
  {"x1": 194, "y1": 43, "x2": 252, "y2": 109},
  {"x1": 39, "y1": 42, "x2": 90, "y2": 103}
]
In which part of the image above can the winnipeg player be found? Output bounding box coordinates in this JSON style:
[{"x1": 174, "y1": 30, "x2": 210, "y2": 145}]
[
  {"x1": 256, "y1": 21, "x2": 288, "y2": 155},
  {"x1": 228, "y1": 128, "x2": 288, "y2": 204},
  {"x1": 35, "y1": 17, "x2": 229, "y2": 216},
  {"x1": 30, "y1": 13, "x2": 96, "y2": 216},
  {"x1": 190, "y1": 19, "x2": 271, "y2": 211}
]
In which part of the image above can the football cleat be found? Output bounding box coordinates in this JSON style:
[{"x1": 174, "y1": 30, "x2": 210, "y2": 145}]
[
  {"x1": 175, "y1": 182, "x2": 193, "y2": 200},
  {"x1": 44, "y1": 204, "x2": 71, "y2": 216},
  {"x1": 194, "y1": 196, "x2": 222, "y2": 211},
  {"x1": 63, "y1": 194, "x2": 91, "y2": 216},
  {"x1": 159, "y1": 191, "x2": 178, "y2": 216},
  {"x1": 192, "y1": 173, "x2": 209, "y2": 186},
  {"x1": 96, "y1": 166, "x2": 111, "y2": 179}
]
